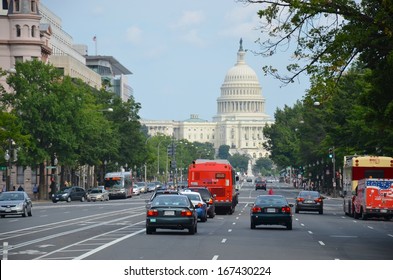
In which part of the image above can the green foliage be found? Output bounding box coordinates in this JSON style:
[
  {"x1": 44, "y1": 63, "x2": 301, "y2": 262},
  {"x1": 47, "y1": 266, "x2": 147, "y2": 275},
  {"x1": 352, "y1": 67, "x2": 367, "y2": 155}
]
[
  {"x1": 228, "y1": 153, "x2": 250, "y2": 172},
  {"x1": 218, "y1": 145, "x2": 230, "y2": 159}
]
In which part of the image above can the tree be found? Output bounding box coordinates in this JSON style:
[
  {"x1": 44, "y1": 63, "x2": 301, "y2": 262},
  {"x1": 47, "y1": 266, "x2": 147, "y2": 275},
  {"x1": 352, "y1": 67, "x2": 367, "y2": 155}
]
[
  {"x1": 228, "y1": 153, "x2": 250, "y2": 173},
  {"x1": 218, "y1": 145, "x2": 230, "y2": 159},
  {"x1": 239, "y1": 0, "x2": 393, "y2": 84},
  {"x1": 253, "y1": 157, "x2": 274, "y2": 176}
]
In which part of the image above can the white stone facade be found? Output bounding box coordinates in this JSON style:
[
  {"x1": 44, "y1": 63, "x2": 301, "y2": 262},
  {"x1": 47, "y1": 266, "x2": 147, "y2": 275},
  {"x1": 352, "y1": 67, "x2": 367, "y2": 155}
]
[{"x1": 141, "y1": 40, "x2": 273, "y2": 161}]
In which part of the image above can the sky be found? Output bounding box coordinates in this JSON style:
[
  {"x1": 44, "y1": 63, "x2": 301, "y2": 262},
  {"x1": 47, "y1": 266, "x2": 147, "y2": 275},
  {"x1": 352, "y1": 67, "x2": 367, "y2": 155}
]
[{"x1": 41, "y1": 0, "x2": 310, "y2": 122}]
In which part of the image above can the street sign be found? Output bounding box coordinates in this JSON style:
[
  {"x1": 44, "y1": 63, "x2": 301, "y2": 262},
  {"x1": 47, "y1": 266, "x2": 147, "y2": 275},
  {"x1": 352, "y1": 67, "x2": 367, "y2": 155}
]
[
  {"x1": 0, "y1": 166, "x2": 6, "y2": 171},
  {"x1": 46, "y1": 166, "x2": 57, "y2": 169}
]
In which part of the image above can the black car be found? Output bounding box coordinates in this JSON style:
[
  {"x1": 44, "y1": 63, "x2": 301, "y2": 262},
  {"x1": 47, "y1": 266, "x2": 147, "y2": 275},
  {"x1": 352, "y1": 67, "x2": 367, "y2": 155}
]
[
  {"x1": 250, "y1": 195, "x2": 293, "y2": 230},
  {"x1": 255, "y1": 179, "x2": 267, "y2": 190},
  {"x1": 52, "y1": 186, "x2": 87, "y2": 203},
  {"x1": 0, "y1": 191, "x2": 32, "y2": 218},
  {"x1": 295, "y1": 190, "x2": 324, "y2": 214},
  {"x1": 187, "y1": 187, "x2": 216, "y2": 218},
  {"x1": 146, "y1": 194, "x2": 198, "y2": 234}
]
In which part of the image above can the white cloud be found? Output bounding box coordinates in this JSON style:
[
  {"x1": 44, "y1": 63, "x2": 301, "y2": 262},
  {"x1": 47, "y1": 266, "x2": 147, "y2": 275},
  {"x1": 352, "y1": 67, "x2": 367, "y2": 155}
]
[
  {"x1": 126, "y1": 26, "x2": 142, "y2": 44},
  {"x1": 182, "y1": 29, "x2": 206, "y2": 47},
  {"x1": 172, "y1": 10, "x2": 205, "y2": 29}
]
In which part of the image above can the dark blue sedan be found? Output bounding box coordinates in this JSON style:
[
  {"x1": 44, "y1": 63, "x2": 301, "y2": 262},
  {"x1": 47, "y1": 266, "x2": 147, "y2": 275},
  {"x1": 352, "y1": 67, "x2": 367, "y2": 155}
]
[{"x1": 250, "y1": 195, "x2": 293, "y2": 230}]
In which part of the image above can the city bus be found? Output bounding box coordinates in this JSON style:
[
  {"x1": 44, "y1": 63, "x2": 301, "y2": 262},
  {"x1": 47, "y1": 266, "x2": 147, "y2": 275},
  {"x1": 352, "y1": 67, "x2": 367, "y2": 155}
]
[
  {"x1": 104, "y1": 171, "x2": 133, "y2": 199},
  {"x1": 343, "y1": 155, "x2": 393, "y2": 216},
  {"x1": 188, "y1": 159, "x2": 238, "y2": 214}
]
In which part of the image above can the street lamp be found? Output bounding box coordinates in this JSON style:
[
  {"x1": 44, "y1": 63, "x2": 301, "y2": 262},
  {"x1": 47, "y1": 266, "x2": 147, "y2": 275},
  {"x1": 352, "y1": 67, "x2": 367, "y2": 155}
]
[
  {"x1": 53, "y1": 153, "x2": 58, "y2": 190},
  {"x1": 4, "y1": 150, "x2": 10, "y2": 191},
  {"x1": 98, "y1": 108, "x2": 113, "y2": 112}
]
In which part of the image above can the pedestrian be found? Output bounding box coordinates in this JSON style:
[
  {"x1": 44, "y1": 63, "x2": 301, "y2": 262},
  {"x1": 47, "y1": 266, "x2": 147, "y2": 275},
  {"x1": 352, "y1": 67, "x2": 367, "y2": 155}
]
[
  {"x1": 268, "y1": 188, "x2": 274, "y2": 195},
  {"x1": 49, "y1": 179, "x2": 56, "y2": 197},
  {"x1": 12, "y1": 185, "x2": 16, "y2": 191},
  {"x1": 33, "y1": 184, "x2": 39, "y2": 200},
  {"x1": 17, "y1": 185, "x2": 24, "y2": 191}
]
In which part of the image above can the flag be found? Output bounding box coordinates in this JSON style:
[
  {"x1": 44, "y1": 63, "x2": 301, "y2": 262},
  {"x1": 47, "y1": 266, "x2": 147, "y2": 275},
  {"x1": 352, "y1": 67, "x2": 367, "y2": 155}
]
[{"x1": 93, "y1": 36, "x2": 96, "y2": 42}]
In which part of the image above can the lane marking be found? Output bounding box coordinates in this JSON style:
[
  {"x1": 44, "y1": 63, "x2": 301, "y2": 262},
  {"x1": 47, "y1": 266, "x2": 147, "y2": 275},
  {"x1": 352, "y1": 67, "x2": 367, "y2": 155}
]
[
  {"x1": 212, "y1": 255, "x2": 219, "y2": 260},
  {"x1": 228, "y1": 229, "x2": 232, "y2": 232},
  {"x1": 221, "y1": 239, "x2": 227, "y2": 243},
  {"x1": 368, "y1": 226, "x2": 374, "y2": 229},
  {"x1": 388, "y1": 234, "x2": 393, "y2": 238},
  {"x1": 318, "y1": 241, "x2": 325, "y2": 246},
  {"x1": 308, "y1": 231, "x2": 313, "y2": 234}
]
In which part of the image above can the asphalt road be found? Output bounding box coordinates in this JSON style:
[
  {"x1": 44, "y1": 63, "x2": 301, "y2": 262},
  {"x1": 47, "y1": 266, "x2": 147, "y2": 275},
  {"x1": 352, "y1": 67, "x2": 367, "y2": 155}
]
[{"x1": 1, "y1": 182, "x2": 392, "y2": 260}]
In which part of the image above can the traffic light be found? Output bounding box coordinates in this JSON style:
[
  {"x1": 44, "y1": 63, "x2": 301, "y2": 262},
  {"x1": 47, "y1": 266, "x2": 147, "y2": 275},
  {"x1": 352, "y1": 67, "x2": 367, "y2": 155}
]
[
  {"x1": 167, "y1": 144, "x2": 176, "y2": 157},
  {"x1": 328, "y1": 147, "x2": 333, "y2": 158}
]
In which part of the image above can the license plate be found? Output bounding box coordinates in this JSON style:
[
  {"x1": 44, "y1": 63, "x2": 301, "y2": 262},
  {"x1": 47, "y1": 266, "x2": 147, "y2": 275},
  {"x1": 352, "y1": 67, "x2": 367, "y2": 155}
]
[
  {"x1": 381, "y1": 209, "x2": 387, "y2": 213},
  {"x1": 266, "y1": 208, "x2": 276, "y2": 213},
  {"x1": 5, "y1": 209, "x2": 11, "y2": 212},
  {"x1": 150, "y1": 218, "x2": 156, "y2": 222},
  {"x1": 305, "y1": 200, "x2": 313, "y2": 203},
  {"x1": 164, "y1": 210, "x2": 175, "y2": 216}
]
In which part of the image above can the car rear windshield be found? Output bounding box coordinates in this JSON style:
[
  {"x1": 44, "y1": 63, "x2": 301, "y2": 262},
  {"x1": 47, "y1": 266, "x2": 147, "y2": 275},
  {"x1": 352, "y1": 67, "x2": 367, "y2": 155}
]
[
  {"x1": 152, "y1": 195, "x2": 189, "y2": 207},
  {"x1": 189, "y1": 189, "x2": 211, "y2": 200},
  {"x1": 255, "y1": 196, "x2": 287, "y2": 205},
  {"x1": 299, "y1": 191, "x2": 320, "y2": 198}
]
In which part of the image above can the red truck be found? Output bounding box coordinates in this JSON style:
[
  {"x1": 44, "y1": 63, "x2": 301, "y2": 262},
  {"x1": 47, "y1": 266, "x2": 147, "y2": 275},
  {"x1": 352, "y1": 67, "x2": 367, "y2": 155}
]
[{"x1": 352, "y1": 178, "x2": 393, "y2": 220}]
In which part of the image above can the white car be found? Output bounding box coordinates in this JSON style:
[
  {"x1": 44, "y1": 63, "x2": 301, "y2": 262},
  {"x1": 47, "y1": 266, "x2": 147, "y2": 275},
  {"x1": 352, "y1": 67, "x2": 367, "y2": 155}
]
[
  {"x1": 180, "y1": 191, "x2": 208, "y2": 222},
  {"x1": 132, "y1": 187, "x2": 141, "y2": 195}
]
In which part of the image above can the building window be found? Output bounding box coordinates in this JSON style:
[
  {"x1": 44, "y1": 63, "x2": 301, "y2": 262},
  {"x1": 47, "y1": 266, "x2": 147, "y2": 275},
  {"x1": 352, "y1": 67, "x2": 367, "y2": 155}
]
[
  {"x1": 31, "y1": 0, "x2": 36, "y2": 12},
  {"x1": 15, "y1": 0, "x2": 20, "y2": 11},
  {"x1": 15, "y1": 56, "x2": 23, "y2": 63},
  {"x1": 17, "y1": 166, "x2": 24, "y2": 185},
  {"x1": 16, "y1": 25, "x2": 21, "y2": 37},
  {"x1": 3, "y1": 0, "x2": 8, "y2": 9},
  {"x1": 31, "y1": 25, "x2": 36, "y2": 37}
]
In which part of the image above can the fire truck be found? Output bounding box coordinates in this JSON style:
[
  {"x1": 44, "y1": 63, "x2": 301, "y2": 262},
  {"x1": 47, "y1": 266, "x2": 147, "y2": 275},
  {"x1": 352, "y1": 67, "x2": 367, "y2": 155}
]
[
  {"x1": 342, "y1": 155, "x2": 393, "y2": 217},
  {"x1": 352, "y1": 178, "x2": 393, "y2": 220},
  {"x1": 188, "y1": 159, "x2": 238, "y2": 214}
]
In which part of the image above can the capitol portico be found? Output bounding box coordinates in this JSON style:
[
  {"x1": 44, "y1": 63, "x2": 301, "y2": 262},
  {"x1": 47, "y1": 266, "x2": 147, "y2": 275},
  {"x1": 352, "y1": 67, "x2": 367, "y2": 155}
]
[{"x1": 141, "y1": 39, "x2": 274, "y2": 161}]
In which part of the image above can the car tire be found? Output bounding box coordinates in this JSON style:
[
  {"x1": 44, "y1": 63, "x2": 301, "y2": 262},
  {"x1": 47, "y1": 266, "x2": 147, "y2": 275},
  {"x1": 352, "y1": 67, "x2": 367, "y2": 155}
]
[
  {"x1": 201, "y1": 215, "x2": 207, "y2": 222},
  {"x1": 67, "y1": 197, "x2": 71, "y2": 203},
  {"x1": 146, "y1": 227, "x2": 154, "y2": 234},
  {"x1": 80, "y1": 196, "x2": 85, "y2": 202},
  {"x1": 52, "y1": 200, "x2": 57, "y2": 203},
  {"x1": 295, "y1": 208, "x2": 299, "y2": 214},
  {"x1": 208, "y1": 211, "x2": 215, "y2": 218},
  {"x1": 251, "y1": 221, "x2": 256, "y2": 229},
  {"x1": 319, "y1": 209, "x2": 323, "y2": 215},
  {"x1": 28, "y1": 209, "x2": 32, "y2": 217},
  {"x1": 0, "y1": 215, "x2": 4, "y2": 218},
  {"x1": 22, "y1": 206, "x2": 28, "y2": 217},
  {"x1": 361, "y1": 209, "x2": 368, "y2": 220},
  {"x1": 188, "y1": 224, "x2": 196, "y2": 235},
  {"x1": 286, "y1": 222, "x2": 292, "y2": 230}
]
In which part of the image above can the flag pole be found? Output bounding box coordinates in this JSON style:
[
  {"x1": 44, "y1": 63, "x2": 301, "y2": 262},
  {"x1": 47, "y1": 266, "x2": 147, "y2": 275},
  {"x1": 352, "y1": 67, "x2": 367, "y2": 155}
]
[{"x1": 93, "y1": 35, "x2": 97, "y2": 55}]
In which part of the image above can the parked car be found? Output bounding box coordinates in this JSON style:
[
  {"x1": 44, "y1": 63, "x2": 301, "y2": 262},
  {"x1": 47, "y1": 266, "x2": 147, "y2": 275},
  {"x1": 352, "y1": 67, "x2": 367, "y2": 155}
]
[
  {"x1": 295, "y1": 190, "x2": 324, "y2": 214},
  {"x1": 187, "y1": 187, "x2": 216, "y2": 218},
  {"x1": 250, "y1": 195, "x2": 293, "y2": 230},
  {"x1": 181, "y1": 191, "x2": 208, "y2": 222},
  {"x1": 255, "y1": 179, "x2": 267, "y2": 190},
  {"x1": 146, "y1": 194, "x2": 198, "y2": 234},
  {"x1": 0, "y1": 191, "x2": 32, "y2": 218},
  {"x1": 52, "y1": 186, "x2": 86, "y2": 203},
  {"x1": 87, "y1": 188, "x2": 109, "y2": 202}
]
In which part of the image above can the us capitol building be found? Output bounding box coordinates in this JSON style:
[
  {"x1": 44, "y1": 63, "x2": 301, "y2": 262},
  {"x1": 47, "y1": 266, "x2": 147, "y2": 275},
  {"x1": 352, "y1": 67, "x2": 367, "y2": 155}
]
[{"x1": 140, "y1": 39, "x2": 274, "y2": 161}]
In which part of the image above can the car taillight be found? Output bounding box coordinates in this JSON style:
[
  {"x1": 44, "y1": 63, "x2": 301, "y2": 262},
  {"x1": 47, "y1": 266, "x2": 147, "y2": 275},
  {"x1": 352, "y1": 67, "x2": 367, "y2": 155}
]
[
  {"x1": 147, "y1": 209, "x2": 158, "y2": 216},
  {"x1": 207, "y1": 198, "x2": 213, "y2": 204},
  {"x1": 281, "y1": 206, "x2": 291, "y2": 213},
  {"x1": 297, "y1": 198, "x2": 304, "y2": 202},
  {"x1": 252, "y1": 206, "x2": 262, "y2": 213},
  {"x1": 181, "y1": 210, "x2": 193, "y2": 216},
  {"x1": 315, "y1": 198, "x2": 322, "y2": 203}
]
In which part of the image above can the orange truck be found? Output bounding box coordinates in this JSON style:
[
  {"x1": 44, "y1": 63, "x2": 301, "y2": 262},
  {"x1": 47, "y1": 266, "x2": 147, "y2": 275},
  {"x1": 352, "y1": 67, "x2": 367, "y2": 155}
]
[
  {"x1": 352, "y1": 178, "x2": 393, "y2": 220},
  {"x1": 188, "y1": 159, "x2": 238, "y2": 214}
]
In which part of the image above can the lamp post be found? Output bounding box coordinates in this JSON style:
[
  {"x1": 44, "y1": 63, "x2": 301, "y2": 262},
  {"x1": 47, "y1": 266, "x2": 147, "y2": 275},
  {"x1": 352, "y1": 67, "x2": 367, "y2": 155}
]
[
  {"x1": 157, "y1": 140, "x2": 164, "y2": 178},
  {"x1": 53, "y1": 153, "x2": 58, "y2": 190},
  {"x1": 4, "y1": 150, "x2": 10, "y2": 191}
]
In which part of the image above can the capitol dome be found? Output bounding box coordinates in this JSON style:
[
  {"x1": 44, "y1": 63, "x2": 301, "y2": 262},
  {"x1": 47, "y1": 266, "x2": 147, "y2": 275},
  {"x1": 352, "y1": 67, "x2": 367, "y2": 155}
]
[{"x1": 214, "y1": 39, "x2": 269, "y2": 121}]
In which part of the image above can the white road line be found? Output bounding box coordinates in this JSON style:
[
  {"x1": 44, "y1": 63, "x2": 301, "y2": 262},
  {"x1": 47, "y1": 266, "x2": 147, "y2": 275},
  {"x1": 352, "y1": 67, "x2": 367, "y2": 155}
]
[
  {"x1": 221, "y1": 239, "x2": 227, "y2": 243},
  {"x1": 228, "y1": 229, "x2": 232, "y2": 232},
  {"x1": 212, "y1": 255, "x2": 219, "y2": 260},
  {"x1": 308, "y1": 231, "x2": 313, "y2": 234},
  {"x1": 300, "y1": 223, "x2": 305, "y2": 227},
  {"x1": 232, "y1": 222, "x2": 236, "y2": 225},
  {"x1": 388, "y1": 234, "x2": 393, "y2": 238},
  {"x1": 368, "y1": 226, "x2": 374, "y2": 229},
  {"x1": 236, "y1": 217, "x2": 239, "y2": 220},
  {"x1": 318, "y1": 241, "x2": 325, "y2": 246}
]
